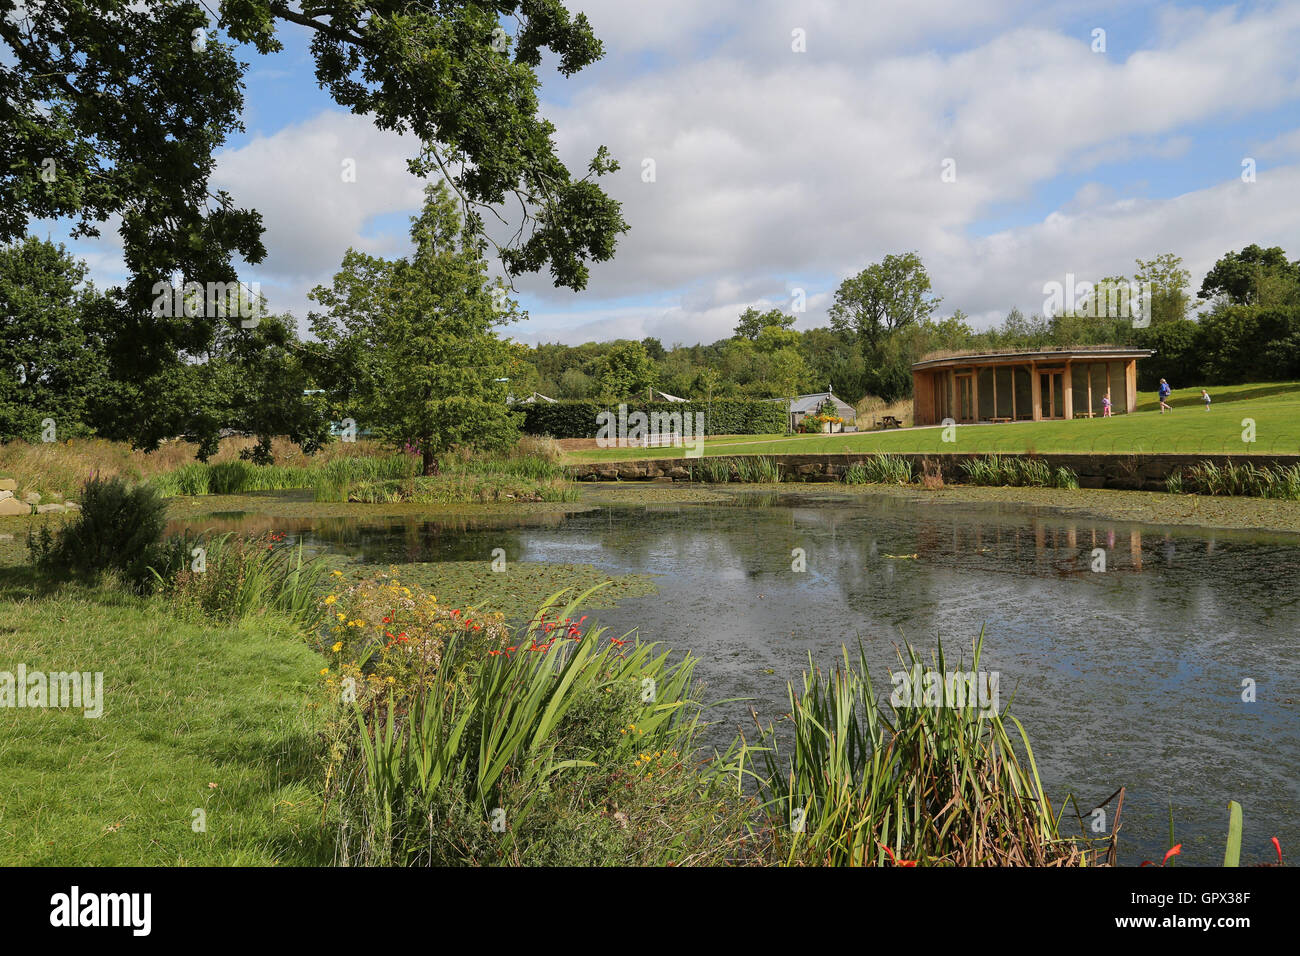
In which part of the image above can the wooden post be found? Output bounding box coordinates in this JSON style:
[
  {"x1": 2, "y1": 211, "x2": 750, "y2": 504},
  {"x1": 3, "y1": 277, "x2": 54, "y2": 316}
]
[
  {"x1": 1063, "y1": 360, "x2": 1074, "y2": 420},
  {"x1": 1126, "y1": 360, "x2": 1137, "y2": 413},
  {"x1": 1030, "y1": 362, "x2": 1041, "y2": 421}
]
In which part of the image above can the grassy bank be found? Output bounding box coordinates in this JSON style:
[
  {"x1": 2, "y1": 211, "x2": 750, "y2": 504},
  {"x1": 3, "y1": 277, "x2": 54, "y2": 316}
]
[
  {"x1": 565, "y1": 382, "x2": 1300, "y2": 462},
  {"x1": 0, "y1": 581, "x2": 331, "y2": 865}
]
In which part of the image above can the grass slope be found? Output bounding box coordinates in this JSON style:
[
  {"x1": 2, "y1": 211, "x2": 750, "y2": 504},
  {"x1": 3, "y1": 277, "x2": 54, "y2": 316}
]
[
  {"x1": 0, "y1": 580, "x2": 329, "y2": 865},
  {"x1": 565, "y1": 382, "x2": 1300, "y2": 462}
]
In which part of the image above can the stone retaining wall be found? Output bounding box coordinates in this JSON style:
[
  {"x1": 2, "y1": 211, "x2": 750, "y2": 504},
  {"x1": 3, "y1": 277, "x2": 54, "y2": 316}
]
[{"x1": 569, "y1": 453, "x2": 1300, "y2": 492}]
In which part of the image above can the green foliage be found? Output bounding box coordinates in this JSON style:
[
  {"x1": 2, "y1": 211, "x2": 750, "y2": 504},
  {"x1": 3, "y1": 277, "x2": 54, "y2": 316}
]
[
  {"x1": 29, "y1": 475, "x2": 168, "y2": 590},
  {"x1": 733, "y1": 456, "x2": 781, "y2": 483},
  {"x1": 688, "y1": 457, "x2": 736, "y2": 483},
  {"x1": 829, "y1": 252, "x2": 942, "y2": 350},
  {"x1": 1173, "y1": 459, "x2": 1300, "y2": 500},
  {"x1": 147, "y1": 453, "x2": 419, "y2": 498},
  {"x1": 2, "y1": 1, "x2": 623, "y2": 301},
  {"x1": 743, "y1": 636, "x2": 1079, "y2": 866},
  {"x1": 309, "y1": 183, "x2": 524, "y2": 474},
  {"x1": 0, "y1": 237, "x2": 111, "y2": 441},
  {"x1": 154, "y1": 532, "x2": 329, "y2": 634},
  {"x1": 1134, "y1": 253, "x2": 1193, "y2": 325},
  {"x1": 959, "y1": 455, "x2": 1078, "y2": 489},
  {"x1": 843, "y1": 455, "x2": 915, "y2": 485},
  {"x1": 337, "y1": 588, "x2": 711, "y2": 865},
  {"x1": 1195, "y1": 305, "x2": 1300, "y2": 384},
  {"x1": 1200, "y1": 245, "x2": 1300, "y2": 306},
  {"x1": 594, "y1": 340, "x2": 658, "y2": 399},
  {"x1": 734, "y1": 307, "x2": 795, "y2": 340}
]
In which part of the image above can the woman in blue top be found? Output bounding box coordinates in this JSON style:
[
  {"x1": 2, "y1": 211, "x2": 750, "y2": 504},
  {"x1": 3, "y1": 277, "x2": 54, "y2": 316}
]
[{"x1": 1158, "y1": 379, "x2": 1172, "y2": 414}]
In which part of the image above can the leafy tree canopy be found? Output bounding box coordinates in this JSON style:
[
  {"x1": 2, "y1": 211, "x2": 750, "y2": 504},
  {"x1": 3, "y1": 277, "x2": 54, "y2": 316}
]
[
  {"x1": 1, "y1": 0, "x2": 627, "y2": 310},
  {"x1": 828, "y1": 252, "x2": 942, "y2": 349},
  {"x1": 1199, "y1": 244, "x2": 1300, "y2": 306}
]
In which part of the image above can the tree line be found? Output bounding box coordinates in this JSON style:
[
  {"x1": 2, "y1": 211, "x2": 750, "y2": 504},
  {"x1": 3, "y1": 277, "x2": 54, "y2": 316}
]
[{"x1": 513, "y1": 245, "x2": 1300, "y2": 403}]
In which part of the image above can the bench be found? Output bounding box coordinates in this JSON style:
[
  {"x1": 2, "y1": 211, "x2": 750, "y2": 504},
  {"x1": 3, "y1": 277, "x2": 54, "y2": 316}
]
[
  {"x1": 987, "y1": 417, "x2": 1012, "y2": 423},
  {"x1": 876, "y1": 415, "x2": 903, "y2": 430}
]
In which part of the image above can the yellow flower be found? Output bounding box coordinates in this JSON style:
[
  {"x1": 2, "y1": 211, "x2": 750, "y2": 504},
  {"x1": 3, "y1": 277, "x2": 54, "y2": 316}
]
[
  {"x1": 324, "y1": 595, "x2": 337, "y2": 605},
  {"x1": 330, "y1": 570, "x2": 343, "y2": 577},
  {"x1": 331, "y1": 641, "x2": 343, "y2": 653},
  {"x1": 319, "y1": 667, "x2": 329, "y2": 675},
  {"x1": 337, "y1": 613, "x2": 346, "y2": 621}
]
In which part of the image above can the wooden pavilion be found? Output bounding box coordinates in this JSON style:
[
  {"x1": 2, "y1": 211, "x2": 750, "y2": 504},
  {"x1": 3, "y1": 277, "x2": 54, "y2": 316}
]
[{"x1": 911, "y1": 347, "x2": 1154, "y2": 427}]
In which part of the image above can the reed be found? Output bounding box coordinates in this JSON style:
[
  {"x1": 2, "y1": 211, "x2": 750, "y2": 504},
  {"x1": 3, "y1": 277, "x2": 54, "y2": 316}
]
[
  {"x1": 740, "y1": 633, "x2": 1082, "y2": 866},
  {"x1": 959, "y1": 455, "x2": 1078, "y2": 489},
  {"x1": 1176, "y1": 459, "x2": 1300, "y2": 500},
  {"x1": 843, "y1": 454, "x2": 915, "y2": 485},
  {"x1": 151, "y1": 531, "x2": 329, "y2": 633},
  {"x1": 734, "y1": 456, "x2": 782, "y2": 483}
]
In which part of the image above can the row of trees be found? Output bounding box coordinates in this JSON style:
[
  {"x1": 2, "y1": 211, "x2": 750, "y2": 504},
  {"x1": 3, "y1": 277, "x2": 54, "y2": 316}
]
[
  {"x1": 515, "y1": 245, "x2": 1300, "y2": 405},
  {"x1": 5, "y1": 209, "x2": 1297, "y2": 457}
]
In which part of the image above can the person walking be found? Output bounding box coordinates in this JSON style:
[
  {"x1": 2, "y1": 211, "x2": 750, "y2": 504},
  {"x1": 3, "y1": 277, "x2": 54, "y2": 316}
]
[
  {"x1": 1102, "y1": 392, "x2": 1112, "y2": 417},
  {"x1": 1201, "y1": 389, "x2": 1211, "y2": 411},
  {"x1": 1158, "y1": 379, "x2": 1173, "y2": 414}
]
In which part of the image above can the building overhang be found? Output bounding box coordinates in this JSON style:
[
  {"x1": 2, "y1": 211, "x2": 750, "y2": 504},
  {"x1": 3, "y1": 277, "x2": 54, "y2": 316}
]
[{"x1": 911, "y1": 348, "x2": 1154, "y2": 373}]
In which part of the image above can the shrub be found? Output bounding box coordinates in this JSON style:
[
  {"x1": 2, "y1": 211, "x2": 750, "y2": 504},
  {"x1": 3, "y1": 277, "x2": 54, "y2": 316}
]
[{"x1": 29, "y1": 475, "x2": 169, "y2": 590}]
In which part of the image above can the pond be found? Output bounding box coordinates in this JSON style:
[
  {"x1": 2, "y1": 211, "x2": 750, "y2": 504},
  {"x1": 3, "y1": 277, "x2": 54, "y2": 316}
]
[{"x1": 175, "y1": 487, "x2": 1300, "y2": 865}]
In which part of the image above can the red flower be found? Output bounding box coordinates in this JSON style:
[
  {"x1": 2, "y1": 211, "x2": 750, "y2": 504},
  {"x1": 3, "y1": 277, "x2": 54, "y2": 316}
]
[
  {"x1": 879, "y1": 843, "x2": 917, "y2": 867},
  {"x1": 1141, "y1": 844, "x2": 1182, "y2": 867}
]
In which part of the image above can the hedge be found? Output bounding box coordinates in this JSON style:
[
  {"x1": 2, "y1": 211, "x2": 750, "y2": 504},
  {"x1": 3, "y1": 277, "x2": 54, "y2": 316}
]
[{"x1": 521, "y1": 399, "x2": 788, "y2": 438}]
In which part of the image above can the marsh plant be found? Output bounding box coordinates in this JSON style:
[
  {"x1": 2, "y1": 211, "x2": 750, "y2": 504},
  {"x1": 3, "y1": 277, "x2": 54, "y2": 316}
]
[
  {"x1": 740, "y1": 635, "x2": 1081, "y2": 867},
  {"x1": 843, "y1": 454, "x2": 915, "y2": 485},
  {"x1": 1168, "y1": 460, "x2": 1300, "y2": 500},
  {"x1": 152, "y1": 531, "x2": 329, "y2": 632},
  {"x1": 959, "y1": 455, "x2": 1079, "y2": 489}
]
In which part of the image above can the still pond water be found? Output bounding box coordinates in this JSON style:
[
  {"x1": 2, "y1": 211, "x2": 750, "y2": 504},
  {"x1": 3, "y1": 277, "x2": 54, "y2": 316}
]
[{"x1": 180, "y1": 488, "x2": 1300, "y2": 865}]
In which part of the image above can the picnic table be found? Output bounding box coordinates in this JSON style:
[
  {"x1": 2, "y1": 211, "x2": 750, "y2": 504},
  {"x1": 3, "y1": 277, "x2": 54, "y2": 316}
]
[{"x1": 876, "y1": 415, "x2": 903, "y2": 430}]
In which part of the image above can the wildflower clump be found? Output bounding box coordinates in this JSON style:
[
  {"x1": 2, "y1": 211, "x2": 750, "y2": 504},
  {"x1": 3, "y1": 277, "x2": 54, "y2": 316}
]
[{"x1": 320, "y1": 568, "x2": 508, "y2": 710}]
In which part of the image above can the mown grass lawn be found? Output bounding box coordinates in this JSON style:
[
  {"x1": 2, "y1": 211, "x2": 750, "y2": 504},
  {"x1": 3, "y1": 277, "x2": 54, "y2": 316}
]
[
  {"x1": 564, "y1": 382, "x2": 1300, "y2": 462},
  {"x1": 0, "y1": 573, "x2": 331, "y2": 866}
]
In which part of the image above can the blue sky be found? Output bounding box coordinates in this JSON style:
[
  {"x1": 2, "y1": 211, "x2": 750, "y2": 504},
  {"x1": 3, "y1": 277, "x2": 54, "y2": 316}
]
[{"x1": 51, "y1": 0, "x2": 1300, "y2": 345}]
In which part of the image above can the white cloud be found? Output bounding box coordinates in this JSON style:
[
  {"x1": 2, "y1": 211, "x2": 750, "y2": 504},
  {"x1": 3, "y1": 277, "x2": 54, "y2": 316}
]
[{"x1": 57, "y1": 1, "x2": 1300, "y2": 347}]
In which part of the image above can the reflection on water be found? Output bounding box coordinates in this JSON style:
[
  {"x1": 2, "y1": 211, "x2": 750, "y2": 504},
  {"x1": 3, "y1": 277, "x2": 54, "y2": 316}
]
[{"x1": 174, "y1": 492, "x2": 1300, "y2": 865}]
